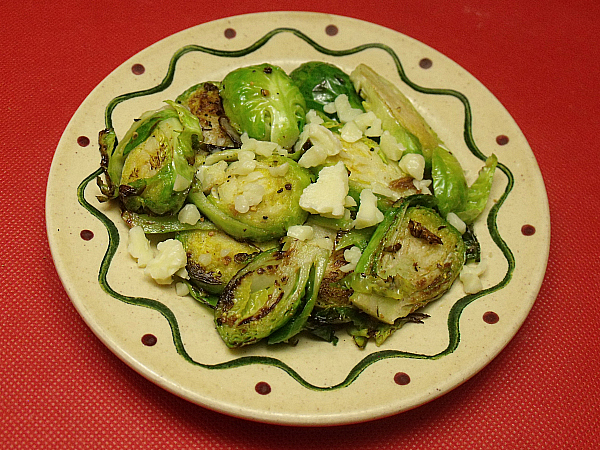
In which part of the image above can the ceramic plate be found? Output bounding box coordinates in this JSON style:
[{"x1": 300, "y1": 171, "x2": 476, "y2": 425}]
[{"x1": 46, "y1": 12, "x2": 550, "y2": 426}]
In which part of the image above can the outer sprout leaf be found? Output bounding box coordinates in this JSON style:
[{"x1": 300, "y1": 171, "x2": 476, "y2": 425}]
[{"x1": 220, "y1": 63, "x2": 307, "y2": 148}]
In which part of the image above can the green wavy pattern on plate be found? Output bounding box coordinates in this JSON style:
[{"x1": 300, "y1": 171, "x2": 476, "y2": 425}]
[{"x1": 79, "y1": 27, "x2": 515, "y2": 391}]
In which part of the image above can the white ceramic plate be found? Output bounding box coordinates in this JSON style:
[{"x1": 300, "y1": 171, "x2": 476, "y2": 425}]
[{"x1": 46, "y1": 12, "x2": 550, "y2": 426}]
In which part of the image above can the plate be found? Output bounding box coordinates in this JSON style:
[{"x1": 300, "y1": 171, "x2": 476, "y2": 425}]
[{"x1": 46, "y1": 11, "x2": 550, "y2": 426}]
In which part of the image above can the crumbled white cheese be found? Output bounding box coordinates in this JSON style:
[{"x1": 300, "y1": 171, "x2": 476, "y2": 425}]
[
  {"x1": 340, "y1": 246, "x2": 362, "y2": 273},
  {"x1": 234, "y1": 182, "x2": 266, "y2": 213},
  {"x1": 175, "y1": 267, "x2": 189, "y2": 279},
  {"x1": 196, "y1": 160, "x2": 227, "y2": 192},
  {"x1": 334, "y1": 94, "x2": 363, "y2": 123},
  {"x1": 340, "y1": 120, "x2": 363, "y2": 143},
  {"x1": 399, "y1": 153, "x2": 426, "y2": 180},
  {"x1": 240, "y1": 132, "x2": 281, "y2": 157},
  {"x1": 220, "y1": 248, "x2": 230, "y2": 258},
  {"x1": 460, "y1": 261, "x2": 487, "y2": 294},
  {"x1": 446, "y1": 212, "x2": 467, "y2": 234},
  {"x1": 197, "y1": 253, "x2": 212, "y2": 266},
  {"x1": 127, "y1": 226, "x2": 154, "y2": 268},
  {"x1": 177, "y1": 203, "x2": 201, "y2": 225},
  {"x1": 353, "y1": 188, "x2": 384, "y2": 229},
  {"x1": 144, "y1": 239, "x2": 187, "y2": 285},
  {"x1": 175, "y1": 282, "x2": 190, "y2": 297},
  {"x1": 379, "y1": 131, "x2": 405, "y2": 161},
  {"x1": 344, "y1": 196, "x2": 357, "y2": 207},
  {"x1": 267, "y1": 162, "x2": 289, "y2": 177},
  {"x1": 323, "y1": 102, "x2": 337, "y2": 115},
  {"x1": 296, "y1": 122, "x2": 342, "y2": 168},
  {"x1": 287, "y1": 225, "x2": 315, "y2": 241},
  {"x1": 245, "y1": 171, "x2": 264, "y2": 182},
  {"x1": 227, "y1": 159, "x2": 257, "y2": 176},
  {"x1": 306, "y1": 109, "x2": 324, "y2": 125},
  {"x1": 299, "y1": 161, "x2": 349, "y2": 218}
]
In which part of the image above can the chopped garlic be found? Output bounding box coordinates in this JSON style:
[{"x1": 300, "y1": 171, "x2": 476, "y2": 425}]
[
  {"x1": 177, "y1": 203, "x2": 201, "y2": 225},
  {"x1": 306, "y1": 109, "x2": 324, "y2": 124},
  {"x1": 144, "y1": 239, "x2": 187, "y2": 285},
  {"x1": 287, "y1": 225, "x2": 315, "y2": 241},
  {"x1": 197, "y1": 254, "x2": 212, "y2": 266},
  {"x1": 127, "y1": 226, "x2": 154, "y2": 268},
  {"x1": 299, "y1": 161, "x2": 349, "y2": 218},
  {"x1": 354, "y1": 188, "x2": 384, "y2": 229},
  {"x1": 340, "y1": 246, "x2": 362, "y2": 273},
  {"x1": 345, "y1": 196, "x2": 357, "y2": 207},
  {"x1": 323, "y1": 102, "x2": 337, "y2": 115},
  {"x1": 413, "y1": 178, "x2": 432, "y2": 195},
  {"x1": 173, "y1": 174, "x2": 191, "y2": 192},
  {"x1": 446, "y1": 212, "x2": 467, "y2": 234},
  {"x1": 399, "y1": 153, "x2": 425, "y2": 180}
]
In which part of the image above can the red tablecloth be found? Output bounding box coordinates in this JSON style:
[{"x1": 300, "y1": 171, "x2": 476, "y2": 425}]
[{"x1": 2, "y1": 0, "x2": 599, "y2": 448}]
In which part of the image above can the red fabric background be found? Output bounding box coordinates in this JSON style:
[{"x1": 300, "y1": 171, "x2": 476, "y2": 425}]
[{"x1": 1, "y1": 0, "x2": 599, "y2": 448}]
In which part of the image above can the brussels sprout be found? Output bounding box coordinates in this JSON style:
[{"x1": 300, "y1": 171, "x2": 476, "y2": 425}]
[
  {"x1": 214, "y1": 238, "x2": 330, "y2": 348},
  {"x1": 350, "y1": 64, "x2": 444, "y2": 164},
  {"x1": 220, "y1": 63, "x2": 306, "y2": 148},
  {"x1": 176, "y1": 81, "x2": 238, "y2": 148},
  {"x1": 431, "y1": 146, "x2": 469, "y2": 217},
  {"x1": 188, "y1": 154, "x2": 312, "y2": 241},
  {"x1": 348, "y1": 196, "x2": 465, "y2": 324},
  {"x1": 176, "y1": 229, "x2": 260, "y2": 294},
  {"x1": 289, "y1": 62, "x2": 364, "y2": 117},
  {"x1": 456, "y1": 153, "x2": 498, "y2": 224},
  {"x1": 121, "y1": 209, "x2": 216, "y2": 234},
  {"x1": 325, "y1": 135, "x2": 419, "y2": 201},
  {"x1": 99, "y1": 101, "x2": 202, "y2": 216}
]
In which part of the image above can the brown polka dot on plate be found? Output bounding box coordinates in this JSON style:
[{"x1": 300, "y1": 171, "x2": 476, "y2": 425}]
[
  {"x1": 483, "y1": 311, "x2": 500, "y2": 324},
  {"x1": 77, "y1": 136, "x2": 90, "y2": 147},
  {"x1": 419, "y1": 58, "x2": 433, "y2": 69},
  {"x1": 325, "y1": 24, "x2": 338, "y2": 36},
  {"x1": 141, "y1": 334, "x2": 157, "y2": 346},
  {"x1": 521, "y1": 224, "x2": 536, "y2": 236},
  {"x1": 394, "y1": 372, "x2": 411, "y2": 385},
  {"x1": 131, "y1": 64, "x2": 145, "y2": 75},
  {"x1": 224, "y1": 28, "x2": 236, "y2": 39},
  {"x1": 80, "y1": 230, "x2": 94, "y2": 241},
  {"x1": 496, "y1": 135, "x2": 509, "y2": 145},
  {"x1": 255, "y1": 381, "x2": 271, "y2": 395}
]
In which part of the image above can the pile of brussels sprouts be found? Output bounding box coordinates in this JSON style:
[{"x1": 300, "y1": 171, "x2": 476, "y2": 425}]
[{"x1": 97, "y1": 61, "x2": 497, "y2": 349}]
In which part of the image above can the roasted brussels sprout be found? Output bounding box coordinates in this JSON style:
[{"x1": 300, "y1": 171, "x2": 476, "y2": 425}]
[
  {"x1": 99, "y1": 101, "x2": 202, "y2": 216},
  {"x1": 214, "y1": 238, "x2": 330, "y2": 348},
  {"x1": 289, "y1": 62, "x2": 364, "y2": 117},
  {"x1": 350, "y1": 64, "x2": 442, "y2": 163},
  {"x1": 176, "y1": 81, "x2": 238, "y2": 148},
  {"x1": 188, "y1": 154, "x2": 312, "y2": 241},
  {"x1": 176, "y1": 229, "x2": 259, "y2": 294},
  {"x1": 348, "y1": 196, "x2": 465, "y2": 324},
  {"x1": 220, "y1": 63, "x2": 307, "y2": 148}
]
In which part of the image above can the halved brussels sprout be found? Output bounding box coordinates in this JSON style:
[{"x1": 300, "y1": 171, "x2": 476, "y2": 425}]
[
  {"x1": 215, "y1": 238, "x2": 330, "y2": 348},
  {"x1": 325, "y1": 135, "x2": 418, "y2": 202},
  {"x1": 348, "y1": 196, "x2": 465, "y2": 324},
  {"x1": 289, "y1": 62, "x2": 364, "y2": 117},
  {"x1": 188, "y1": 154, "x2": 312, "y2": 241},
  {"x1": 220, "y1": 63, "x2": 306, "y2": 148},
  {"x1": 350, "y1": 64, "x2": 441, "y2": 163},
  {"x1": 176, "y1": 229, "x2": 259, "y2": 294},
  {"x1": 99, "y1": 101, "x2": 202, "y2": 216},
  {"x1": 176, "y1": 81, "x2": 238, "y2": 148}
]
